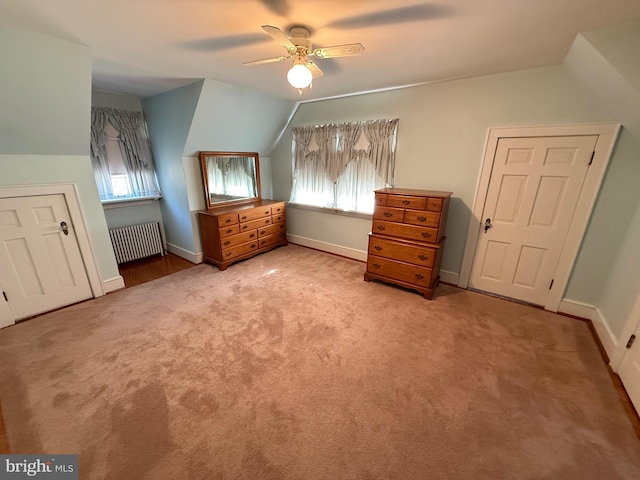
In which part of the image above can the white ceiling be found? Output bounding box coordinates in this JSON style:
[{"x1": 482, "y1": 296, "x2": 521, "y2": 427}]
[{"x1": 2, "y1": 0, "x2": 640, "y2": 101}]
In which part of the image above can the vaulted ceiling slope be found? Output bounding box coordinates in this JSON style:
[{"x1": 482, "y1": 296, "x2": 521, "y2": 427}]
[{"x1": 2, "y1": 0, "x2": 640, "y2": 100}]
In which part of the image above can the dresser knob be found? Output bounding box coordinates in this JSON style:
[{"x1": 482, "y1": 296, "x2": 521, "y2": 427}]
[
  {"x1": 418, "y1": 254, "x2": 428, "y2": 261},
  {"x1": 417, "y1": 216, "x2": 427, "y2": 222},
  {"x1": 225, "y1": 252, "x2": 231, "y2": 257},
  {"x1": 384, "y1": 212, "x2": 392, "y2": 217},
  {"x1": 250, "y1": 233, "x2": 255, "y2": 238},
  {"x1": 377, "y1": 225, "x2": 386, "y2": 231},
  {"x1": 265, "y1": 219, "x2": 270, "y2": 224},
  {"x1": 250, "y1": 243, "x2": 256, "y2": 249},
  {"x1": 374, "y1": 245, "x2": 382, "y2": 251},
  {"x1": 372, "y1": 263, "x2": 381, "y2": 269},
  {"x1": 260, "y1": 230, "x2": 266, "y2": 235},
  {"x1": 402, "y1": 200, "x2": 410, "y2": 205},
  {"x1": 241, "y1": 216, "x2": 247, "y2": 220},
  {"x1": 242, "y1": 225, "x2": 247, "y2": 230},
  {"x1": 225, "y1": 219, "x2": 231, "y2": 224},
  {"x1": 265, "y1": 210, "x2": 270, "y2": 215},
  {"x1": 422, "y1": 232, "x2": 432, "y2": 239},
  {"x1": 223, "y1": 240, "x2": 230, "y2": 246},
  {"x1": 226, "y1": 229, "x2": 232, "y2": 234},
  {"x1": 415, "y1": 273, "x2": 425, "y2": 280}
]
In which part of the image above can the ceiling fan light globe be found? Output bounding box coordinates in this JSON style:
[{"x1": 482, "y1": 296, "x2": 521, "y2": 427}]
[{"x1": 287, "y1": 64, "x2": 313, "y2": 89}]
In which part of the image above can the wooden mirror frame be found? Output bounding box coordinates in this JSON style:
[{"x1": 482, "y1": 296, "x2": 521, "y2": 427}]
[{"x1": 199, "y1": 151, "x2": 262, "y2": 209}]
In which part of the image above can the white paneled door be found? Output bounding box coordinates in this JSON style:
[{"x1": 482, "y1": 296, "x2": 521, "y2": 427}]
[
  {"x1": 0, "y1": 194, "x2": 92, "y2": 327},
  {"x1": 619, "y1": 325, "x2": 640, "y2": 413},
  {"x1": 469, "y1": 135, "x2": 598, "y2": 306}
]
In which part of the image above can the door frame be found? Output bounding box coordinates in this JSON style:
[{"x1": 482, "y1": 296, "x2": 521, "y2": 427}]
[
  {"x1": 458, "y1": 123, "x2": 620, "y2": 311},
  {"x1": 0, "y1": 183, "x2": 104, "y2": 305}
]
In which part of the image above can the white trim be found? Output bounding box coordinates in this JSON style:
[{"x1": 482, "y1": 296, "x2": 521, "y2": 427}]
[
  {"x1": 101, "y1": 196, "x2": 161, "y2": 209},
  {"x1": 0, "y1": 183, "x2": 105, "y2": 299},
  {"x1": 103, "y1": 276, "x2": 125, "y2": 293},
  {"x1": 287, "y1": 234, "x2": 367, "y2": 262},
  {"x1": 167, "y1": 243, "x2": 202, "y2": 264},
  {"x1": 610, "y1": 291, "x2": 640, "y2": 371},
  {"x1": 558, "y1": 299, "x2": 618, "y2": 360},
  {"x1": 458, "y1": 122, "x2": 620, "y2": 312},
  {"x1": 439, "y1": 270, "x2": 459, "y2": 285}
]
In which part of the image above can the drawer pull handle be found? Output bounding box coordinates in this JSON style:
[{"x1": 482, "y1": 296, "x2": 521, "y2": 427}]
[
  {"x1": 260, "y1": 230, "x2": 266, "y2": 235},
  {"x1": 265, "y1": 219, "x2": 270, "y2": 224},
  {"x1": 277, "y1": 208, "x2": 281, "y2": 212},
  {"x1": 372, "y1": 263, "x2": 381, "y2": 269},
  {"x1": 384, "y1": 212, "x2": 393, "y2": 217},
  {"x1": 402, "y1": 200, "x2": 410, "y2": 205},
  {"x1": 250, "y1": 233, "x2": 255, "y2": 238},
  {"x1": 261, "y1": 240, "x2": 266, "y2": 245},
  {"x1": 241, "y1": 216, "x2": 247, "y2": 220},
  {"x1": 223, "y1": 240, "x2": 230, "y2": 246},
  {"x1": 418, "y1": 254, "x2": 429, "y2": 261},
  {"x1": 225, "y1": 252, "x2": 231, "y2": 257},
  {"x1": 374, "y1": 245, "x2": 382, "y2": 251},
  {"x1": 242, "y1": 225, "x2": 248, "y2": 230},
  {"x1": 415, "y1": 273, "x2": 425, "y2": 280},
  {"x1": 377, "y1": 225, "x2": 386, "y2": 231},
  {"x1": 226, "y1": 229, "x2": 232, "y2": 234},
  {"x1": 225, "y1": 219, "x2": 231, "y2": 224},
  {"x1": 417, "y1": 216, "x2": 427, "y2": 222},
  {"x1": 250, "y1": 243, "x2": 256, "y2": 249},
  {"x1": 422, "y1": 232, "x2": 432, "y2": 239}
]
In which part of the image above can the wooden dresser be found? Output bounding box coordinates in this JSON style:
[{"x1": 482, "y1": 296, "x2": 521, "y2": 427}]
[
  {"x1": 198, "y1": 200, "x2": 287, "y2": 270},
  {"x1": 364, "y1": 188, "x2": 451, "y2": 299}
]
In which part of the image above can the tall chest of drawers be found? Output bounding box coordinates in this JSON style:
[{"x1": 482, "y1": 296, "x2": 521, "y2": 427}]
[
  {"x1": 364, "y1": 188, "x2": 451, "y2": 299},
  {"x1": 198, "y1": 199, "x2": 287, "y2": 270}
]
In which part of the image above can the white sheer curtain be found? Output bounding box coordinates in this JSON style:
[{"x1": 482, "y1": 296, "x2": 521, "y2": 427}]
[
  {"x1": 290, "y1": 118, "x2": 397, "y2": 213},
  {"x1": 89, "y1": 107, "x2": 161, "y2": 200},
  {"x1": 206, "y1": 156, "x2": 256, "y2": 198}
]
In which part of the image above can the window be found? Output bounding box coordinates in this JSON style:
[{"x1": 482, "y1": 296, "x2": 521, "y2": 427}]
[
  {"x1": 89, "y1": 107, "x2": 161, "y2": 202},
  {"x1": 289, "y1": 119, "x2": 398, "y2": 214}
]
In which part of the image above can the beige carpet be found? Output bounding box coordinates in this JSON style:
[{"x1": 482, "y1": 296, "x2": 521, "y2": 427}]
[{"x1": 1, "y1": 244, "x2": 639, "y2": 479}]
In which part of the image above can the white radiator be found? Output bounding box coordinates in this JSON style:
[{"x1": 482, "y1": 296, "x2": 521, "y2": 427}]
[{"x1": 109, "y1": 222, "x2": 165, "y2": 264}]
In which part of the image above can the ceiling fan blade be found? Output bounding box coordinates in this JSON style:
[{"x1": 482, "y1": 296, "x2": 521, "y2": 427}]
[
  {"x1": 306, "y1": 62, "x2": 324, "y2": 78},
  {"x1": 312, "y1": 43, "x2": 364, "y2": 59},
  {"x1": 243, "y1": 55, "x2": 291, "y2": 66},
  {"x1": 262, "y1": 25, "x2": 295, "y2": 49},
  {"x1": 326, "y1": 5, "x2": 452, "y2": 29}
]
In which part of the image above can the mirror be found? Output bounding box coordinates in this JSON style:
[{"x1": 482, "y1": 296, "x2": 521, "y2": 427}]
[{"x1": 199, "y1": 151, "x2": 262, "y2": 209}]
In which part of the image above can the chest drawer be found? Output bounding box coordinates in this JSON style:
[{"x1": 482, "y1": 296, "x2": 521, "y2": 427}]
[
  {"x1": 218, "y1": 213, "x2": 238, "y2": 226},
  {"x1": 427, "y1": 197, "x2": 444, "y2": 212},
  {"x1": 403, "y1": 210, "x2": 440, "y2": 228},
  {"x1": 239, "y1": 206, "x2": 272, "y2": 222},
  {"x1": 258, "y1": 222, "x2": 286, "y2": 237},
  {"x1": 222, "y1": 240, "x2": 260, "y2": 260},
  {"x1": 375, "y1": 194, "x2": 387, "y2": 206},
  {"x1": 240, "y1": 216, "x2": 272, "y2": 232},
  {"x1": 368, "y1": 236, "x2": 436, "y2": 268},
  {"x1": 258, "y1": 231, "x2": 287, "y2": 248},
  {"x1": 219, "y1": 224, "x2": 240, "y2": 237},
  {"x1": 367, "y1": 255, "x2": 433, "y2": 288},
  {"x1": 271, "y1": 203, "x2": 286, "y2": 215},
  {"x1": 386, "y1": 195, "x2": 426, "y2": 210},
  {"x1": 374, "y1": 206, "x2": 404, "y2": 222},
  {"x1": 373, "y1": 220, "x2": 438, "y2": 244},
  {"x1": 220, "y1": 230, "x2": 258, "y2": 248},
  {"x1": 272, "y1": 213, "x2": 286, "y2": 223}
]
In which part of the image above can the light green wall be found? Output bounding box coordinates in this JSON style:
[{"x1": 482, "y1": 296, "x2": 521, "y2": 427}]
[
  {"x1": 0, "y1": 28, "x2": 119, "y2": 282},
  {"x1": 271, "y1": 65, "x2": 615, "y2": 277},
  {"x1": 143, "y1": 81, "x2": 203, "y2": 254}
]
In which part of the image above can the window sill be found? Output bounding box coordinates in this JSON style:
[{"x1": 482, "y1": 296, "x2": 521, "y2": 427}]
[
  {"x1": 101, "y1": 196, "x2": 162, "y2": 210},
  {"x1": 287, "y1": 202, "x2": 372, "y2": 220}
]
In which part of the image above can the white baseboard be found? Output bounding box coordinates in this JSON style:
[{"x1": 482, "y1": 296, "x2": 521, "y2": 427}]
[
  {"x1": 103, "y1": 276, "x2": 125, "y2": 294},
  {"x1": 287, "y1": 234, "x2": 367, "y2": 262},
  {"x1": 439, "y1": 270, "x2": 459, "y2": 285},
  {"x1": 558, "y1": 299, "x2": 618, "y2": 359},
  {"x1": 167, "y1": 243, "x2": 203, "y2": 264}
]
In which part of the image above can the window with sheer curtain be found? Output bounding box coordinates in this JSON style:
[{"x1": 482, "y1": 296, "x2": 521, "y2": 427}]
[
  {"x1": 289, "y1": 119, "x2": 398, "y2": 214},
  {"x1": 90, "y1": 107, "x2": 161, "y2": 202}
]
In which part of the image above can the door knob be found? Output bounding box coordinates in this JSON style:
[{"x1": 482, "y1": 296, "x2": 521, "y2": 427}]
[
  {"x1": 484, "y1": 218, "x2": 492, "y2": 233},
  {"x1": 60, "y1": 221, "x2": 69, "y2": 236}
]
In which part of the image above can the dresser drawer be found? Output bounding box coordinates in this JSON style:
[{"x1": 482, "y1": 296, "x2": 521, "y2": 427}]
[
  {"x1": 427, "y1": 197, "x2": 444, "y2": 212},
  {"x1": 219, "y1": 224, "x2": 240, "y2": 237},
  {"x1": 258, "y1": 231, "x2": 287, "y2": 248},
  {"x1": 374, "y1": 206, "x2": 404, "y2": 222},
  {"x1": 221, "y1": 239, "x2": 260, "y2": 260},
  {"x1": 258, "y1": 222, "x2": 286, "y2": 237},
  {"x1": 271, "y1": 203, "x2": 286, "y2": 215},
  {"x1": 403, "y1": 210, "x2": 440, "y2": 228},
  {"x1": 272, "y1": 213, "x2": 286, "y2": 223},
  {"x1": 218, "y1": 213, "x2": 238, "y2": 226},
  {"x1": 373, "y1": 220, "x2": 438, "y2": 243},
  {"x1": 375, "y1": 194, "x2": 387, "y2": 206},
  {"x1": 368, "y1": 236, "x2": 436, "y2": 268},
  {"x1": 367, "y1": 255, "x2": 433, "y2": 288},
  {"x1": 239, "y1": 206, "x2": 272, "y2": 222},
  {"x1": 386, "y1": 195, "x2": 426, "y2": 210},
  {"x1": 240, "y1": 216, "x2": 272, "y2": 232},
  {"x1": 220, "y1": 230, "x2": 258, "y2": 248}
]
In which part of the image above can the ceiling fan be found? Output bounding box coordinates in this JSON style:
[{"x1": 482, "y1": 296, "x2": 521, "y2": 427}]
[{"x1": 243, "y1": 25, "x2": 365, "y2": 94}]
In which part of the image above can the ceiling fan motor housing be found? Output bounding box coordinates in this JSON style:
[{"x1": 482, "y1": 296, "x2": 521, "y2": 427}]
[{"x1": 289, "y1": 26, "x2": 312, "y2": 51}]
